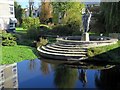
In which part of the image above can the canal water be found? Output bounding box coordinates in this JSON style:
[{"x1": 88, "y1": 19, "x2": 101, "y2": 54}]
[{"x1": 1, "y1": 59, "x2": 120, "y2": 89}]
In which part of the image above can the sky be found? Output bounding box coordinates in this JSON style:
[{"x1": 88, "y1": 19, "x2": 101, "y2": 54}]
[
  {"x1": 16, "y1": 0, "x2": 40, "y2": 8},
  {"x1": 16, "y1": 0, "x2": 101, "y2": 8}
]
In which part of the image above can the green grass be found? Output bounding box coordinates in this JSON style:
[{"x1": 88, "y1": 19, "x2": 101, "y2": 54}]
[
  {"x1": 0, "y1": 45, "x2": 2, "y2": 63},
  {"x1": 16, "y1": 27, "x2": 27, "y2": 31},
  {"x1": 87, "y1": 41, "x2": 120, "y2": 63},
  {"x1": 1, "y1": 45, "x2": 38, "y2": 64},
  {"x1": 16, "y1": 27, "x2": 27, "y2": 33}
]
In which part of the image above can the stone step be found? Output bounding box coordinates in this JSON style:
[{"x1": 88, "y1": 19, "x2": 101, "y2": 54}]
[
  {"x1": 55, "y1": 43, "x2": 81, "y2": 47},
  {"x1": 50, "y1": 44, "x2": 87, "y2": 49},
  {"x1": 41, "y1": 46, "x2": 87, "y2": 54},
  {"x1": 38, "y1": 47, "x2": 86, "y2": 57},
  {"x1": 46, "y1": 45, "x2": 87, "y2": 52},
  {"x1": 55, "y1": 43, "x2": 87, "y2": 48}
]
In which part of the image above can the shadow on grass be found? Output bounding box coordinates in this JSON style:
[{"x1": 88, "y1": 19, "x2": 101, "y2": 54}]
[
  {"x1": 87, "y1": 47, "x2": 120, "y2": 64},
  {"x1": 15, "y1": 30, "x2": 40, "y2": 59}
]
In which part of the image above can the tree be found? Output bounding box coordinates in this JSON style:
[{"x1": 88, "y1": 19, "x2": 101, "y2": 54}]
[
  {"x1": 14, "y1": 1, "x2": 23, "y2": 26},
  {"x1": 52, "y1": 2, "x2": 84, "y2": 25},
  {"x1": 40, "y1": 0, "x2": 53, "y2": 23},
  {"x1": 100, "y1": 2, "x2": 120, "y2": 32},
  {"x1": 52, "y1": 2, "x2": 84, "y2": 33}
]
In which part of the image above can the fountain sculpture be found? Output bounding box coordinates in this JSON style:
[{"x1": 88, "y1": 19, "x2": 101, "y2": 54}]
[{"x1": 37, "y1": 6, "x2": 118, "y2": 61}]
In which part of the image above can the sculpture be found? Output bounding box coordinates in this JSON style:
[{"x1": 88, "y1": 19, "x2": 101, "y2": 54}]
[{"x1": 82, "y1": 7, "x2": 92, "y2": 33}]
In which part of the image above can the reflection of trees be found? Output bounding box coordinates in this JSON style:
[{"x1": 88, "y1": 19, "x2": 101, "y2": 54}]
[
  {"x1": 78, "y1": 69, "x2": 87, "y2": 87},
  {"x1": 95, "y1": 66, "x2": 120, "y2": 89},
  {"x1": 54, "y1": 65, "x2": 77, "y2": 88},
  {"x1": 40, "y1": 61, "x2": 50, "y2": 75},
  {"x1": 29, "y1": 60, "x2": 36, "y2": 71}
]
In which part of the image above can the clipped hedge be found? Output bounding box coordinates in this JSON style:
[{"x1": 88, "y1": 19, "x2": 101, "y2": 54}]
[{"x1": 2, "y1": 32, "x2": 17, "y2": 46}]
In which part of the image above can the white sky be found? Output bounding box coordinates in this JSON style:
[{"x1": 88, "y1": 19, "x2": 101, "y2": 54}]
[{"x1": 16, "y1": 0, "x2": 119, "y2": 8}]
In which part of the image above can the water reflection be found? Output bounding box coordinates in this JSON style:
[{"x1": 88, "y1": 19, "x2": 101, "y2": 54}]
[
  {"x1": 40, "y1": 61, "x2": 50, "y2": 75},
  {"x1": 54, "y1": 65, "x2": 77, "y2": 88},
  {"x1": 0, "y1": 59, "x2": 120, "y2": 89},
  {"x1": 95, "y1": 66, "x2": 120, "y2": 89},
  {"x1": 78, "y1": 69, "x2": 87, "y2": 87},
  {"x1": 29, "y1": 60, "x2": 36, "y2": 71}
]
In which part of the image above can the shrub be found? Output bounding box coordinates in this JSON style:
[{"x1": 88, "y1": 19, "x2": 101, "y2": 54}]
[
  {"x1": 72, "y1": 30, "x2": 82, "y2": 36},
  {"x1": 2, "y1": 40, "x2": 17, "y2": 46},
  {"x1": 36, "y1": 37, "x2": 48, "y2": 47},
  {"x1": 51, "y1": 24, "x2": 82, "y2": 36},
  {"x1": 26, "y1": 27, "x2": 40, "y2": 40},
  {"x1": 22, "y1": 17, "x2": 40, "y2": 29},
  {"x1": 26, "y1": 25, "x2": 51, "y2": 40},
  {"x1": 51, "y1": 25, "x2": 72, "y2": 36},
  {"x1": 2, "y1": 32, "x2": 17, "y2": 46}
]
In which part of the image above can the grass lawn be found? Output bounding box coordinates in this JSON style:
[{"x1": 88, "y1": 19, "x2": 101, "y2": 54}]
[
  {"x1": 16, "y1": 27, "x2": 27, "y2": 33},
  {"x1": 87, "y1": 40, "x2": 120, "y2": 63},
  {"x1": 1, "y1": 45, "x2": 38, "y2": 64},
  {"x1": 1, "y1": 27, "x2": 40, "y2": 65}
]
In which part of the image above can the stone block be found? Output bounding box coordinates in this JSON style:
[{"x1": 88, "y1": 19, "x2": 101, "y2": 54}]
[{"x1": 81, "y1": 32, "x2": 90, "y2": 41}]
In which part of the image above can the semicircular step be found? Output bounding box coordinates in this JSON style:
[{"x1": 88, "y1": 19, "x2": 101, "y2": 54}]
[
  {"x1": 46, "y1": 44, "x2": 87, "y2": 52},
  {"x1": 41, "y1": 46, "x2": 87, "y2": 54},
  {"x1": 50, "y1": 44, "x2": 83, "y2": 49},
  {"x1": 37, "y1": 47, "x2": 86, "y2": 59},
  {"x1": 55, "y1": 43, "x2": 83, "y2": 47}
]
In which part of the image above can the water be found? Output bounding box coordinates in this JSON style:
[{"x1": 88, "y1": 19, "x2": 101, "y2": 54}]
[{"x1": 1, "y1": 59, "x2": 120, "y2": 89}]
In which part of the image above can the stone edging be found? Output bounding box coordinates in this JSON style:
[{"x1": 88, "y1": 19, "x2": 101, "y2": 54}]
[{"x1": 56, "y1": 36, "x2": 118, "y2": 48}]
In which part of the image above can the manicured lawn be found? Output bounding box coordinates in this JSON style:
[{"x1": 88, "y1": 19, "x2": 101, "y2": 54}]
[
  {"x1": 1, "y1": 27, "x2": 39, "y2": 65},
  {"x1": 1, "y1": 45, "x2": 38, "y2": 64}
]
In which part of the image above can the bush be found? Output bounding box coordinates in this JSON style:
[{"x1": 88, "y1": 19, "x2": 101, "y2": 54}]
[
  {"x1": 22, "y1": 17, "x2": 40, "y2": 29},
  {"x1": 2, "y1": 40, "x2": 17, "y2": 46},
  {"x1": 72, "y1": 30, "x2": 82, "y2": 36},
  {"x1": 2, "y1": 32, "x2": 17, "y2": 46},
  {"x1": 26, "y1": 25, "x2": 51, "y2": 40},
  {"x1": 36, "y1": 37, "x2": 48, "y2": 47},
  {"x1": 51, "y1": 24, "x2": 82, "y2": 36},
  {"x1": 51, "y1": 25, "x2": 72, "y2": 36},
  {"x1": 26, "y1": 27, "x2": 40, "y2": 40}
]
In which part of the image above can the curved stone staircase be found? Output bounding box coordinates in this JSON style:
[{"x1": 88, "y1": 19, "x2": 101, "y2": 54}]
[
  {"x1": 37, "y1": 42, "x2": 88, "y2": 61},
  {"x1": 37, "y1": 35, "x2": 118, "y2": 61}
]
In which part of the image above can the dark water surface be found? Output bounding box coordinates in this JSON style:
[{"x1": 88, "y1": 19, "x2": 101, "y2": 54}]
[{"x1": 1, "y1": 59, "x2": 120, "y2": 89}]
